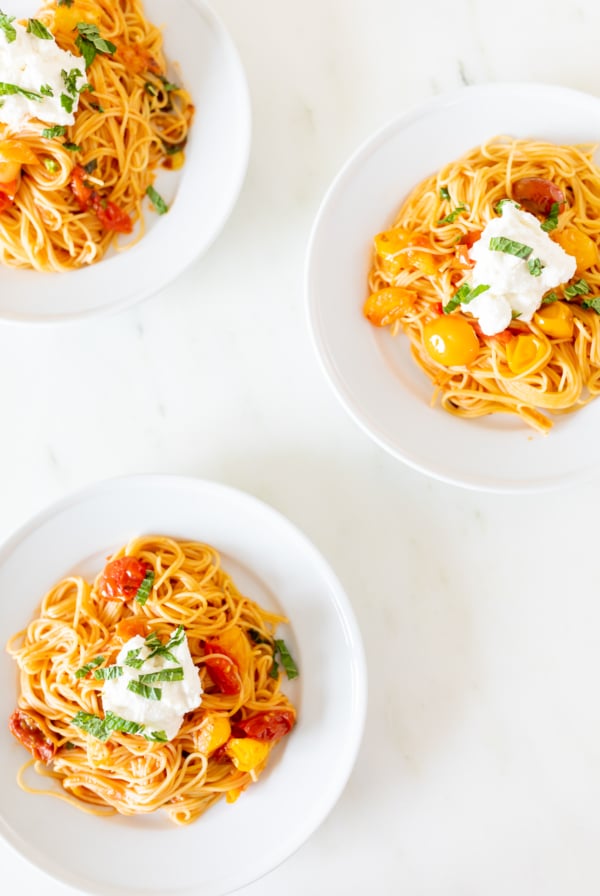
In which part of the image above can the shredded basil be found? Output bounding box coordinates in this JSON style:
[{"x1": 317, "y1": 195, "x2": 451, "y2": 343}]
[
  {"x1": 582, "y1": 296, "x2": 600, "y2": 314},
  {"x1": 159, "y1": 74, "x2": 179, "y2": 92},
  {"x1": 125, "y1": 647, "x2": 144, "y2": 669},
  {"x1": 527, "y1": 257, "x2": 544, "y2": 277},
  {"x1": 27, "y1": 18, "x2": 53, "y2": 40},
  {"x1": 0, "y1": 12, "x2": 16, "y2": 43},
  {"x1": 146, "y1": 185, "x2": 168, "y2": 215},
  {"x1": 144, "y1": 82, "x2": 158, "y2": 97},
  {"x1": 0, "y1": 82, "x2": 43, "y2": 102},
  {"x1": 542, "y1": 291, "x2": 559, "y2": 305},
  {"x1": 145, "y1": 729, "x2": 168, "y2": 742},
  {"x1": 44, "y1": 158, "x2": 59, "y2": 172},
  {"x1": 60, "y1": 93, "x2": 74, "y2": 113},
  {"x1": 495, "y1": 198, "x2": 521, "y2": 214},
  {"x1": 144, "y1": 626, "x2": 184, "y2": 664},
  {"x1": 42, "y1": 124, "x2": 66, "y2": 139},
  {"x1": 489, "y1": 236, "x2": 533, "y2": 259},
  {"x1": 63, "y1": 142, "x2": 81, "y2": 152},
  {"x1": 138, "y1": 667, "x2": 184, "y2": 683},
  {"x1": 443, "y1": 283, "x2": 490, "y2": 314},
  {"x1": 58, "y1": 0, "x2": 74, "y2": 6},
  {"x1": 541, "y1": 201, "x2": 560, "y2": 233},
  {"x1": 437, "y1": 205, "x2": 466, "y2": 226},
  {"x1": 40, "y1": 84, "x2": 54, "y2": 97},
  {"x1": 274, "y1": 639, "x2": 299, "y2": 680},
  {"x1": 135, "y1": 569, "x2": 155, "y2": 606},
  {"x1": 89, "y1": 102, "x2": 104, "y2": 113},
  {"x1": 127, "y1": 679, "x2": 162, "y2": 701},
  {"x1": 93, "y1": 665, "x2": 123, "y2": 680},
  {"x1": 439, "y1": 186, "x2": 450, "y2": 201},
  {"x1": 84, "y1": 158, "x2": 98, "y2": 174},
  {"x1": 72, "y1": 710, "x2": 147, "y2": 741},
  {"x1": 75, "y1": 22, "x2": 116, "y2": 68},
  {"x1": 564, "y1": 278, "x2": 590, "y2": 298},
  {"x1": 248, "y1": 628, "x2": 272, "y2": 646},
  {"x1": 75, "y1": 655, "x2": 105, "y2": 678},
  {"x1": 61, "y1": 67, "x2": 83, "y2": 96}
]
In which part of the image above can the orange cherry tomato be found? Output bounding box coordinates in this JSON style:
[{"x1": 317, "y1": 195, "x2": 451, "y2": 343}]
[
  {"x1": 363, "y1": 287, "x2": 417, "y2": 327},
  {"x1": 70, "y1": 165, "x2": 93, "y2": 210},
  {"x1": 0, "y1": 190, "x2": 14, "y2": 213},
  {"x1": 505, "y1": 333, "x2": 550, "y2": 375},
  {"x1": 98, "y1": 557, "x2": 150, "y2": 602},
  {"x1": 9, "y1": 709, "x2": 56, "y2": 763},
  {"x1": 232, "y1": 709, "x2": 296, "y2": 742},
  {"x1": 553, "y1": 226, "x2": 598, "y2": 272},
  {"x1": 115, "y1": 616, "x2": 149, "y2": 641},
  {"x1": 512, "y1": 177, "x2": 565, "y2": 216},
  {"x1": 456, "y1": 230, "x2": 481, "y2": 267},
  {"x1": 423, "y1": 316, "x2": 480, "y2": 367},
  {"x1": 533, "y1": 301, "x2": 574, "y2": 339},
  {"x1": 204, "y1": 642, "x2": 241, "y2": 695}
]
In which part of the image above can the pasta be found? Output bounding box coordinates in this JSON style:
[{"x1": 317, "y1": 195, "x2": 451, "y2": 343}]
[
  {"x1": 0, "y1": 0, "x2": 194, "y2": 271},
  {"x1": 364, "y1": 138, "x2": 600, "y2": 433},
  {"x1": 7, "y1": 536, "x2": 297, "y2": 825}
]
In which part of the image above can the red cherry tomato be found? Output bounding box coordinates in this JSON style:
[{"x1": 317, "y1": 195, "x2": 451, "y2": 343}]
[
  {"x1": 98, "y1": 557, "x2": 150, "y2": 602},
  {"x1": 70, "y1": 165, "x2": 93, "y2": 210},
  {"x1": 9, "y1": 709, "x2": 56, "y2": 763},
  {"x1": 512, "y1": 177, "x2": 565, "y2": 216},
  {"x1": 92, "y1": 195, "x2": 133, "y2": 234},
  {"x1": 232, "y1": 709, "x2": 295, "y2": 742},
  {"x1": 204, "y1": 642, "x2": 241, "y2": 695}
]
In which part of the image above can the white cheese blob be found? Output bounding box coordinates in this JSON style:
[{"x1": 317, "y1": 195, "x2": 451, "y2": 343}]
[
  {"x1": 464, "y1": 203, "x2": 577, "y2": 335},
  {"x1": 0, "y1": 20, "x2": 87, "y2": 131},
  {"x1": 102, "y1": 632, "x2": 203, "y2": 741}
]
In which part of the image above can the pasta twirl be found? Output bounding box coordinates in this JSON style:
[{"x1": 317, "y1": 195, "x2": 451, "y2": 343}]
[
  {"x1": 365, "y1": 138, "x2": 600, "y2": 433},
  {"x1": 7, "y1": 537, "x2": 297, "y2": 825}
]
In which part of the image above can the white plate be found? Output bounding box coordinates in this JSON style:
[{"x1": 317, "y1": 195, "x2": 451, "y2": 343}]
[
  {"x1": 0, "y1": 0, "x2": 251, "y2": 323},
  {"x1": 0, "y1": 475, "x2": 367, "y2": 895},
  {"x1": 306, "y1": 83, "x2": 600, "y2": 492}
]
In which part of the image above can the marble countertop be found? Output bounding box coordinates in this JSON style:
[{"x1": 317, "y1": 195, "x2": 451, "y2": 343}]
[{"x1": 4, "y1": 0, "x2": 600, "y2": 894}]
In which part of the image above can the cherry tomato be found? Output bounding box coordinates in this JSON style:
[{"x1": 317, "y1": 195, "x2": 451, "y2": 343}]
[
  {"x1": 9, "y1": 709, "x2": 56, "y2": 763},
  {"x1": 456, "y1": 230, "x2": 481, "y2": 267},
  {"x1": 116, "y1": 616, "x2": 149, "y2": 640},
  {"x1": 204, "y1": 642, "x2": 241, "y2": 695},
  {"x1": 70, "y1": 165, "x2": 93, "y2": 210},
  {"x1": 512, "y1": 177, "x2": 565, "y2": 216},
  {"x1": 98, "y1": 557, "x2": 150, "y2": 602},
  {"x1": 553, "y1": 226, "x2": 598, "y2": 272},
  {"x1": 92, "y1": 195, "x2": 133, "y2": 234},
  {"x1": 0, "y1": 191, "x2": 14, "y2": 213},
  {"x1": 533, "y1": 301, "x2": 574, "y2": 339},
  {"x1": 232, "y1": 710, "x2": 295, "y2": 743},
  {"x1": 363, "y1": 287, "x2": 417, "y2": 327},
  {"x1": 423, "y1": 316, "x2": 480, "y2": 367},
  {"x1": 505, "y1": 333, "x2": 549, "y2": 375}
]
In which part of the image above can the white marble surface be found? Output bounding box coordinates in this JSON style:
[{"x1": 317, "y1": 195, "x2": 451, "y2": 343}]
[{"x1": 4, "y1": 0, "x2": 600, "y2": 893}]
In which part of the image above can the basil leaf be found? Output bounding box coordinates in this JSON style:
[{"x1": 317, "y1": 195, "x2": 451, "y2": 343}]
[
  {"x1": 75, "y1": 655, "x2": 105, "y2": 678},
  {"x1": 89, "y1": 102, "x2": 104, "y2": 113},
  {"x1": 166, "y1": 625, "x2": 185, "y2": 649},
  {"x1": 75, "y1": 35, "x2": 96, "y2": 69},
  {"x1": 138, "y1": 667, "x2": 184, "y2": 683},
  {"x1": 0, "y1": 82, "x2": 43, "y2": 102},
  {"x1": 542, "y1": 291, "x2": 559, "y2": 305},
  {"x1": 437, "y1": 204, "x2": 466, "y2": 226},
  {"x1": 159, "y1": 74, "x2": 179, "y2": 92},
  {"x1": 146, "y1": 185, "x2": 168, "y2": 215},
  {"x1": 564, "y1": 278, "x2": 590, "y2": 298},
  {"x1": 75, "y1": 23, "x2": 116, "y2": 68},
  {"x1": 60, "y1": 93, "x2": 74, "y2": 113},
  {"x1": 63, "y1": 142, "x2": 81, "y2": 152},
  {"x1": 0, "y1": 12, "x2": 16, "y2": 43},
  {"x1": 72, "y1": 710, "x2": 112, "y2": 741},
  {"x1": 495, "y1": 198, "x2": 521, "y2": 214},
  {"x1": 145, "y1": 729, "x2": 168, "y2": 742},
  {"x1": 27, "y1": 18, "x2": 53, "y2": 40},
  {"x1": 61, "y1": 67, "x2": 82, "y2": 96},
  {"x1": 274, "y1": 638, "x2": 299, "y2": 680},
  {"x1": 541, "y1": 201, "x2": 560, "y2": 233},
  {"x1": 135, "y1": 569, "x2": 154, "y2": 606},
  {"x1": 248, "y1": 628, "x2": 272, "y2": 646},
  {"x1": 40, "y1": 84, "x2": 53, "y2": 97},
  {"x1": 128, "y1": 680, "x2": 162, "y2": 701},
  {"x1": 439, "y1": 186, "x2": 450, "y2": 200},
  {"x1": 44, "y1": 158, "x2": 59, "y2": 172},
  {"x1": 144, "y1": 82, "x2": 158, "y2": 97},
  {"x1": 582, "y1": 297, "x2": 600, "y2": 314},
  {"x1": 443, "y1": 283, "x2": 490, "y2": 314},
  {"x1": 42, "y1": 124, "x2": 66, "y2": 138},
  {"x1": 93, "y1": 665, "x2": 123, "y2": 680},
  {"x1": 125, "y1": 648, "x2": 144, "y2": 669},
  {"x1": 84, "y1": 158, "x2": 98, "y2": 174},
  {"x1": 58, "y1": 0, "x2": 74, "y2": 6},
  {"x1": 108, "y1": 713, "x2": 146, "y2": 736},
  {"x1": 527, "y1": 257, "x2": 544, "y2": 277},
  {"x1": 489, "y1": 236, "x2": 533, "y2": 259}
]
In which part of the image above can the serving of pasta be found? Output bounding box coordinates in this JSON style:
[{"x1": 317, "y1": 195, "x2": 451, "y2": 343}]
[
  {"x1": 7, "y1": 536, "x2": 298, "y2": 825},
  {"x1": 364, "y1": 138, "x2": 600, "y2": 434},
  {"x1": 0, "y1": 0, "x2": 194, "y2": 272}
]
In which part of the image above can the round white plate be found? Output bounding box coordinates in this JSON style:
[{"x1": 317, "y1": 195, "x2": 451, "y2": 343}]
[
  {"x1": 306, "y1": 83, "x2": 600, "y2": 492},
  {"x1": 0, "y1": 475, "x2": 367, "y2": 895},
  {"x1": 0, "y1": 0, "x2": 251, "y2": 323}
]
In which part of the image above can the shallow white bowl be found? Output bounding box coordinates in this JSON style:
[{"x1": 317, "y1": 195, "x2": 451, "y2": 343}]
[
  {"x1": 0, "y1": 475, "x2": 367, "y2": 895},
  {"x1": 306, "y1": 83, "x2": 600, "y2": 492},
  {"x1": 0, "y1": 0, "x2": 251, "y2": 323}
]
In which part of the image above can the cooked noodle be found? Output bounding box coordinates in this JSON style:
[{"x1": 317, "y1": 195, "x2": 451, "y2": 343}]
[
  {"x1": 366, "y1": 138, "x2": 600, "y2": 433},
  {"x1": 7, "y1": 536, "x2": 297, "y2": 825}
]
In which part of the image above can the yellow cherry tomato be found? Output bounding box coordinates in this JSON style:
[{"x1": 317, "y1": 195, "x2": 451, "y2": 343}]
[
  {"x1": 422, "y1": 316, "x2": 480, "y2": 367},
  {"x1": 54, "y1": 1, "x2": 100, "y2": 34},
  {"x1": 505, "y1": 333, "x2": 550, "y2": 375},
  {"x1": 194, "y1": 714, "x2": 231, "y2": 756},
  {"x1": 533, "y1": 301, "x2": 574, "y2": 339},
  {"x1": 225, "y1": 738, "x2": 270, "y2": 773},
  {"x1": 363, "y1": 287, "x2": 417, "y2": 327},
  {"x1": 553, "y1": 226, "x2": 598, "y2": 272},
  {"x1": 374, "y1": 228, "x2": 436, "y2": 277}
]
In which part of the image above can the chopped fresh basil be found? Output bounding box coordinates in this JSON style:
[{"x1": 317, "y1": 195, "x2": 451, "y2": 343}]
[
  {"x1": 144, "y1": 81, "x2": 158, "y2": 97},
  {"x1": 75, "y1": 655, "x2": 105, "y2": 678},
  {"x1": 138, "y1": 667, "x2": 184, "y2": 683},
  {"x1": 93, "y1": 665, "x2": 123, "y2": 680},
  {"x1": 542, "y1": 291, "x2": 559, "y2": 305},
  {"x1": 146, "y1": 185, "x2": 168, "y2": 215},
  {"x1": 495, "y1": 198, "x2": 521, "y2": 214},
  {"x1": 127, "y1": 679, "x2": 162, "y2": 701},
  {"x1": 40, "y1": 84, "x2": 54, "y2": 97},
  {"x1": 489, "y1": 236, "x2": 533, "y2": 259},
  {"x1": 42, "y1": 124, "x2": 66, "y2": 138},
  {"x1": 63, "y1": 142, "x2": 81, "y2": 152},
  {"x1": 511, "y1": 310, "x2": 522, "y2": 320},
  {"x1": 443, "y1": 282, "x2": 490, "y2": 314},
  {"x1": 27, "y1": 18, "x2": 53, "y2": 40},
  {"x1": 274, "y1": 639, "x2": 299, "y2": 680},
  {"x1": 135, "y1": 569, "x2": 155, "y2": 606},
  {"x1": 0, "y1": 11, "x2": 16, "y2": 43},
  {"x1": 60, "y1": 93, "x2": 74, "y2": 113},
  {"x1": 159, "y1": 74, "x2": 179, "y2": 92},
  {"x1": 84, "y1": 158, "x2": 98, "y2": 174},
  {"x1": 0, "y1": 82, "x2": 43, "y2": 102},
  {"x1": 145, "y1": 730, "x2": 168, "y2": 742},
  {"x1": 89, "y1": 102, "x2": 104, "y2": 113},
  {"x1": 541, "y1": 201, "x2": 560, "y2": 233},
  {"x1": 439, "y1": 186, "x2": 450, "y2": 200},
  {"x1": 248, "y1": 628, "x2": 272, "y2": 646},
  {"x1": 564, "y1": 278, "x2": 590, "y2": 298},
  {"x1": 164, "y1": 140, "x2": 187, "y2": 156},
  {"x1": 582, "y1": 296, "x2": 600, "y2": 314},
  {"x1": 58, "y1": 0, "x2": 74, "y2": 6},
  {"x1": 527, "y1": 257, "x2": 544, "y2": 277},
  {"x1": 61, "y1": 67, "x2": 82, "y2": 96},
  {"x1": 125, "y1": 647, "x2": 144, "y2": 669},
  {"x1": 44, "y1": 158, "x2": 59, "y2": 172},
  {"x1": 72, "y1": 709, "x2": 147, "y2": 741},
  {"x1": 75, "y1": 22, "x2": 116, "y2": 68},
  {"x1": 143, "y1": 625, "x2": 184, "y2": 664},
  {"x1": 437, "y1": 204, "x2": 466, "y2": 226}
]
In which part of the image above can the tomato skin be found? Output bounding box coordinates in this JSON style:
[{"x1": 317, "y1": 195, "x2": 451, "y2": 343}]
[
  {"x1": 423, "y1": 315, "x2": 480, "y2": 367},
  {"x1": 98, "y1": 557, "x2": 150, "y2": 602},
  {"x1": 232, "y1": 710, "x2": 295, "y2": 743},
  {"x1": 9, "y1": 709, "x2": 56, "y2": 763},
  {"x1": 512, "y1": 177, "x2": 565, "y2": 216},
  {"x1": 204, "y1": 642, "x2": 241, "y2": 695},
  {"x1": 70, "y1": 165, "x2": 93, "y2": 210},
  {"x1": 115, "y1": 616, "x2": 149, "y2": 640},
  {"x1": 92, "y1": 196, "x2": 133, "y2": 234},
  {"x1": 0, "y1": 191, "x2": 13, "y2": 213}
]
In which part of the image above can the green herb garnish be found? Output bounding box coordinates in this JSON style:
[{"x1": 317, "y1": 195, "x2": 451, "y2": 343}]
[
  {"x1": 437, "y1": 205, "x2": 466, "y2": 226},
  {"x1": 93, "y1": 665, "x2": 123, "y2": 680},
  {"x1": 75, "y1": 655, "x2": 105, "y2": 678},
  {"x1": 159, "y1": 74, "x2": 179, "y2": 92},
  {"x1": 135, "y1": 569, "x2": 155, "y2": 606},
  {"x1": 145, "y1": 730, "x2": 168, "y2": 742},
  {"x1": 44, "y1": 158, "x2": 59, "y2": 172},
  {"x1": 138, "y1": 667, "x2": 184, "y2": 684},
  {"x1": 495, "y1": 198, "x2": 521, "y2": 214},
  {"x1": 124, "y1": 648, "x2": 144, "y2": 669},
  {"x1": 443, "y1": 283, "x2": 490, "y2": 314},
  {"x1": 75, "y1": 22, "x2": 116, "y2": 68},
  {"x1": 72, "y1": 710, "x2": 146, "y2": 741},
  {"x1": 527, "y1": 257, "x2": 544, "y2": 277},
  {"x1": 40, "y1": 84, "x2": 54, "y2": 97},
  {"x1": 60, "y1": 93, "x2": 74, "y2": 113},
  {"x1": 0, "y1": 82, "x2": 43, "y2": 102},
  {"x1": 542, "y1": 291, "x2": 559, "y2": 305},
  {"x1": 564, "y1": 278, "x2": 590, "y2": 299},
  {"x1": 61, "y1": 67, "x2": 83, "y2": 96},
  {"x1": 489, "y1": 236, "x2": 533, "y2": 259},
  {"x1": 582, "y1": 297, "x2": 600, "y2": 314},
  {"x1": 84, "y1": 158, "x2": 98, "y2": 174},
  {"x1": 0, "y1": 12, "x2": 16, "y2": 43},
  {"x1": 127, "y1": 679, "x2": 162, "y2": 701},
  {"x1": 42, "y1": 124, "x2": 66, "y2": 138},
  {"x1": 89, "y1": 102, "x2": 104, "y2": 113},
  {"x1": 27, "y1": 18, "x2": 53, "y2": 40},
  {"x1": 63, "y1": 142, "x2": 81, "y2": 152},
  {"x1": 541, "y1": 201, "x2": 560, "y2": 233},
  {"x1": 58, "y1": 0, "x2": 74, "y2": 6},
  {"x1": 143, "y1": 625, "x2": 184, "y2": 664},
  {"x1": 145, "y1": 185, "x2": 168, "y2": 215},
  {"x1": 273, "y1": 639, "x2": 299, "y2": 680},
  {"x1": 144, "y1": 82, "x2": 158, "y2": 97},
  {"x1": 439, "y1": 186, "x2": 450, "y2": 201}
]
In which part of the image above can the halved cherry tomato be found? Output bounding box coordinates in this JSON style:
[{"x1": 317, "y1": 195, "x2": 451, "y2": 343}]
[
  {"x1": 533, "y1": 301, "x2": 574, "y2": 339},
  {"x1": 232, "y1": 709, "x2": 295, "y2": 742},
  {"x1": 225, "y1": 737, "x2": 270, "y2": 772},
  {"x1": 363, "y1": 287, "x2": 417, "y2": 327},
  {"x1": 374, "y1": 228, "x2": 436, "y2": 276},
  {"x1": 512, "y1": 177, "x2": 565, "y2": 216},
  {"x1": 9, "y1": 709, "x2": 56, "y2": 763},
  {"x1": 98, "y1": 557, "x2": 150, "y2": 602},
  {"x1": 204, "y1": 642, "x2": 241, "y2": 695},
  {"x1": 115, "y1": 616, "x2": 149, "y2": 641},
  {"x1": 70, "y1": 165, "x2": 93, "y2": 210},
  {"x1": 553, "y1": 226, "x2": 598, "y2": 272},
  {"x1": 456, "y1": 230, "x2": 481, "y2": 267},
  {"x1": 423, "y1": 315, "x2": 480, "y2": 367},
  {"x1": 92, "y1": 196, "x2": 133, "y2": 234},
  {"x1": 505, "y1": 333, "x2": 550, "y2": 375}
]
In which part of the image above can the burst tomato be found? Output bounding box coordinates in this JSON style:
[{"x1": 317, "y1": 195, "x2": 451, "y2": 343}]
[
  {"x1": 204, "y1": 642, "x2": 241, "y2": 695},
  {"x1": 9, "y1": 709, "x2": 56, "y2": 763},
  {"x1": 232, "y1": 709, "x2": 295, "y2": 742},
  {"x1": 98, "y1": 557, "x2": 150, "y2": 602},
  {"x1": 512, "y1": 177, "x2": 565, "y2": 216},
  {"x1": 91, "y1": 195, "x2": 133, "y2": 234}
]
